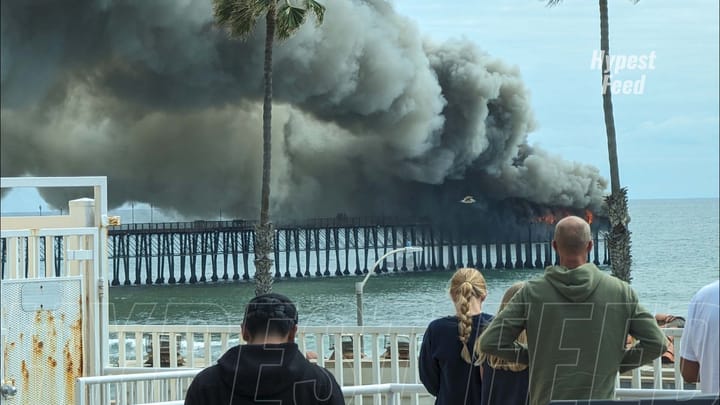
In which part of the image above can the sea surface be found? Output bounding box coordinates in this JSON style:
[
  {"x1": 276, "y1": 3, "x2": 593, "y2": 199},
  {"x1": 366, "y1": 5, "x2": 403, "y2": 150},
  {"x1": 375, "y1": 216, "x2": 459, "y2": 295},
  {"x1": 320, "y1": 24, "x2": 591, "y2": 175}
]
[{"x1": 109, "y1": 198, "x2": 719, "y2": 327}]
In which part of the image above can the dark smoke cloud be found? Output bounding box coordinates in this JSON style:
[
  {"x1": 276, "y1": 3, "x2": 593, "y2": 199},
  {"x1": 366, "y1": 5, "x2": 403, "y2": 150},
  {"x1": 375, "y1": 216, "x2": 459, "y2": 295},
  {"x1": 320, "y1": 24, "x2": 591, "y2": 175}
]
[{"x1": 0, "y1": 0, "x2": 607, "y2": 224}]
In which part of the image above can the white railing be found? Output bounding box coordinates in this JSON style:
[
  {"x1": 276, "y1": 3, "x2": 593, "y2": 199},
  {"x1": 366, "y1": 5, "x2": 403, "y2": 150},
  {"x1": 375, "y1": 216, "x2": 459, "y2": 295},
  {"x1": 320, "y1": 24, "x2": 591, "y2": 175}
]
[
  {"x1": 82, "y1": 325, "x2": 701, "y2": 405},
  {"x1": 77, "y1": 370, "x2": 706, "y2": 405},
  {"x1": 615, "y1": 388, "x2": 705, "y2": 399},
  {"x1": 76, "y1": 369, "x2": 201, "y2": 405},
  {"x1": 108, "y1": 325, "x2": 426, "y2": 388},
  {"x1": 77, "y1": 372, "x2": 432, "y2": 405},
  {"x1": 625, "y1": 328, "x2": 686, "y2": 389},
  {"x1": 77, "y1": 375, "x2": 432, "y2": 405},
  {"x1": 108, "y1": 325, "x2": 688, "y2": 390},
  {"x1": 109, "y1": 325, "x2": 425, "y2": 376}
]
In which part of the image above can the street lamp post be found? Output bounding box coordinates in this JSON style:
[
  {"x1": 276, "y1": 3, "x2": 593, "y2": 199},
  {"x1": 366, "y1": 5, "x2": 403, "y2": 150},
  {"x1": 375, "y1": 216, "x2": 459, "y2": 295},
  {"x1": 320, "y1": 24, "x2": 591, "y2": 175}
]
[{"x1": 355, "y1": 246, "x2": 423, "y2": 326}]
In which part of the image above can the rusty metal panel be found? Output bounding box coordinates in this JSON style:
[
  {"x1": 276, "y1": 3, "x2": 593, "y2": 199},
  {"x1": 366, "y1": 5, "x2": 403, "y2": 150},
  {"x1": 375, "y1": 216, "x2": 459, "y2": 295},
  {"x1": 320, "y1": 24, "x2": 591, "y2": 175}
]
[{"x1": 1, "y1": 277, "x2": 83, "y2": 405}]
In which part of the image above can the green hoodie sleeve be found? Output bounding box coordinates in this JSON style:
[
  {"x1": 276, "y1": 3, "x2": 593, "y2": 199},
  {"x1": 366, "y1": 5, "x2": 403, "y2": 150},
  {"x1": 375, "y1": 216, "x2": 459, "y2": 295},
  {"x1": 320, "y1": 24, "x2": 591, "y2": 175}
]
[
  {"x1": 478, "y1": 289, "x2": 529, "y2": 364},
  {"x1": 619, "y1": 291, "x2": 668, "y2": 373}
]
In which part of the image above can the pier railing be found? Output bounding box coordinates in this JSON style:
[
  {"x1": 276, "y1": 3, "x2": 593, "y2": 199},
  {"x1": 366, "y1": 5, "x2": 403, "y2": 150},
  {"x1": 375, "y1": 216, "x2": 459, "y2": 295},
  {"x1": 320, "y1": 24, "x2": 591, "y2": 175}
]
[{"x1": 101, "y1": 217, "x2": 610, "y2": 285}]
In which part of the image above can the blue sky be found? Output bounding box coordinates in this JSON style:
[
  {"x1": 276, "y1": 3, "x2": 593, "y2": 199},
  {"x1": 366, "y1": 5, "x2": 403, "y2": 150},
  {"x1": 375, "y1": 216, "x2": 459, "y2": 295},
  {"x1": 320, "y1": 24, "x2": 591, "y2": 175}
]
[{"x1": 393, "y1": 0, "x2": 719, "y2": 199}]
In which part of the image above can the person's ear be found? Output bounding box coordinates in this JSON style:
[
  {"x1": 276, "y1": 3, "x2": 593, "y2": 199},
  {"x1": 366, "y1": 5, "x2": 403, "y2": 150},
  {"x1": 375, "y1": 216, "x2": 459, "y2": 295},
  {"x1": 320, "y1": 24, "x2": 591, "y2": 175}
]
[
  {"x1": 241, "y1": 324, "x2": 251, "y2": 343},
  {"x1": 287, "y1": 324, "x2": 298, "y2": 342},
  {"x1": 587, "y1": 240, "x2": 594, "y2": 253},
  {"x1": 552, "y1": 240, "x2": 558, "y2": 251}
]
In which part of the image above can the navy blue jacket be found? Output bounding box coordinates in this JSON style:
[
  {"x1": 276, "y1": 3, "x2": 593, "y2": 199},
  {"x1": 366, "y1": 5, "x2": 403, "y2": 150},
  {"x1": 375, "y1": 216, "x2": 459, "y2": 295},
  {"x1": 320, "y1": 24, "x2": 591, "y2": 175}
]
[
  {"x1": 480, "y1": 359, "x2": 529, "y2": 405},
  {"x1": 419, "y1": 313, "x2": 493, "y2": 405}
]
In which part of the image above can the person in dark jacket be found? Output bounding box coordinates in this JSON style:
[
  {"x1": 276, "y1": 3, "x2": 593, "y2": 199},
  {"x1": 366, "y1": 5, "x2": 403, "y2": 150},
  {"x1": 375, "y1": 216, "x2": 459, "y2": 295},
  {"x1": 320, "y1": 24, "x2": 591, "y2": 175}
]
[
  {"x1": 477, "y1": 282, "x2": 529, "y2": 405},
  {"x1": 185, "y1": 293, "x2": 345, "y2": 405},
  {"x1": 419, "y1": 267, "x2": 493, "y2": 405}
]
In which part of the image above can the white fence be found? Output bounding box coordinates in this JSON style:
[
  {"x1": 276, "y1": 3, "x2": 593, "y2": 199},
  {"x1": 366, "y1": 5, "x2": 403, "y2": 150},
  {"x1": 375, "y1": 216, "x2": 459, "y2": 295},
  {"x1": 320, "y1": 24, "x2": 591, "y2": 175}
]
[
  {"x1": 98, "y1": 325, "x2": 694, "y2": 404},
  {"x1": 77, "y1": 370, "x2": 706, "y2": 405},
  {"x1": 76, "y1": 369, "x2": 201, "y2": 405},
  {"x1": 625, "y1": 328, "x2": 685, "y2": 389},
  {"x1": 108, "y1": 325, "x2": 426, "y2": 388}
]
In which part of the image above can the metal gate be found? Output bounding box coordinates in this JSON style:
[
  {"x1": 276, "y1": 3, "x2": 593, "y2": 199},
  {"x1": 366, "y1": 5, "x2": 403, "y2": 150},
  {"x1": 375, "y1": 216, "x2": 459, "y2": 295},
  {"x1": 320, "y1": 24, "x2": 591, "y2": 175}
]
[
  {"x1": 1, "y1": 177, "x2": 109, "y2": 404},
  {"x1": 2, "y1": 276, "x2": 84, "y2": 404}
]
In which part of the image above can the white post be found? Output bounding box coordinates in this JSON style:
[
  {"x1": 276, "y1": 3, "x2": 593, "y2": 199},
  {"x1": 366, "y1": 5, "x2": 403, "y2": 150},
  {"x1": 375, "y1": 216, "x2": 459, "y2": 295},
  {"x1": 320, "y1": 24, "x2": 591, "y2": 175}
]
[{"x1": 356, "y1": 247, "x2": 422, "y2": 326}]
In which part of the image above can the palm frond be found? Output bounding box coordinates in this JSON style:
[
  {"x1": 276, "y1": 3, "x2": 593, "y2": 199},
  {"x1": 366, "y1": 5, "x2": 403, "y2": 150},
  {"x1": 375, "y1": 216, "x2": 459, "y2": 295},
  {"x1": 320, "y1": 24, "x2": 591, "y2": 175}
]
[
  {"x1": 275, "y1": 0, "x2": 325, "y2": 40},
  {"x1": 213, "y1": 0, "x2": 269, "y2": 39},
  {"x1": 305, "y1": 0, "x2": 326, "y2": 26},
  {"x1": 276, "y1": 4, "x2": 307, "y2": 39}
]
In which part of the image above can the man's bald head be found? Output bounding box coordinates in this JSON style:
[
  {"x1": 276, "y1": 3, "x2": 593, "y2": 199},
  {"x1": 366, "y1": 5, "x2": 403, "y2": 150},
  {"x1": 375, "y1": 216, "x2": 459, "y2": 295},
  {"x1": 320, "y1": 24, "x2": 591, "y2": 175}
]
[{"x1": 553, "y1": 216, "x2": 592, "y2": 256}]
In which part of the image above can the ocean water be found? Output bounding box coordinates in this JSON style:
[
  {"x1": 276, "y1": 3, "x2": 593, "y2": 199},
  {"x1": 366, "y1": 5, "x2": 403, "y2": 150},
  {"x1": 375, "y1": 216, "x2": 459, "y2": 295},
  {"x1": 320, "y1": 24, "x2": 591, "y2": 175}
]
[{"x1": 109, "y1": 198, "x2": 719, "y2": 327}]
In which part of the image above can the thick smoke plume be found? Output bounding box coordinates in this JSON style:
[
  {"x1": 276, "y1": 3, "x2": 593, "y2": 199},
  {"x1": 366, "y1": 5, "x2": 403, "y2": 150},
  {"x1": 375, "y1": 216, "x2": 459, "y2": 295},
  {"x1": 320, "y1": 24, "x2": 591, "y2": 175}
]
[{"x1": 1, "y1": 0, "x2": 607, "y2": 227}]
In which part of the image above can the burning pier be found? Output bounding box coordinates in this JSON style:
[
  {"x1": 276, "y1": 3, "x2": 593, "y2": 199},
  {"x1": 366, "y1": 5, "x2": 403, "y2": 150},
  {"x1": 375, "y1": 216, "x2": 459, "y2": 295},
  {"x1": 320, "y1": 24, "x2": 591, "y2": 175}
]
[{"x1": 93, "y1": 214, "x2": 608, "y2": 286}]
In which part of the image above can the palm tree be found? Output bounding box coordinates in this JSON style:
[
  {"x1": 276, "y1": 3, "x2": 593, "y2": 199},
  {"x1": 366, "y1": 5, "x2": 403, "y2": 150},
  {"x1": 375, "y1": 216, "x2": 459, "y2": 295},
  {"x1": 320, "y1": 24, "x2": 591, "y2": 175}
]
[
  {"x1": 213, "y1": 0, "x2": 325, "y2": 295},
  {"x1": 546, "y1": 0, "x2": 636, "y2": 282}
]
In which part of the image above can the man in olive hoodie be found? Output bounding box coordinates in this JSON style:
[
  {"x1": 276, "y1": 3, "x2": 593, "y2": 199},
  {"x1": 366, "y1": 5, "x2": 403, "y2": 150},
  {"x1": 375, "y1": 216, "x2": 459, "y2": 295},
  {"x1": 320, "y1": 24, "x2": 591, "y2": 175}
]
[
  {"x1": 185, "y1": 293, "x2": 345, "y2": 405},
  {"x1": 479, "y1": 216, "x2": 666, "y2": 405}
]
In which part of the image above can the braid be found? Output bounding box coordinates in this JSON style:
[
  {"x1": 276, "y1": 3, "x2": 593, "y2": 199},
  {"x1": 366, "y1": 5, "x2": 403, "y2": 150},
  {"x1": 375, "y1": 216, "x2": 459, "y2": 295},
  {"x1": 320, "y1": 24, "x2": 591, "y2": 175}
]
[
  {"x1": 456, "y1": 282, "x2": 475, "y2": 364},
  {"x1": 449, "y1": 268, "x2": 488, "y2": 365}
]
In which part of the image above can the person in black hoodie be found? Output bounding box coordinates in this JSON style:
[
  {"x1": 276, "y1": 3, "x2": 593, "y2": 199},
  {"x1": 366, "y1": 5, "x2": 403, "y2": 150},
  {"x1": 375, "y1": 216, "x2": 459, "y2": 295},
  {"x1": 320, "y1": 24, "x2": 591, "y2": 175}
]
[{"x1": 185, "y1": 293, "x2": 345, "y2": 405}]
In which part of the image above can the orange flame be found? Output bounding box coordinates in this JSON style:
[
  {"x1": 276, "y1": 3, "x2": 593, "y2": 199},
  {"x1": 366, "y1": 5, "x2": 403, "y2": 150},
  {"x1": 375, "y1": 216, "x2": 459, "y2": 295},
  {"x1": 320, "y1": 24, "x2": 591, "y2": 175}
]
[
  {"x1": 532, "y1": 213, "x2": 556, "y2": 224},
  {"x1": 532, "y1": 209, "x2": 591, "y2": 225}
]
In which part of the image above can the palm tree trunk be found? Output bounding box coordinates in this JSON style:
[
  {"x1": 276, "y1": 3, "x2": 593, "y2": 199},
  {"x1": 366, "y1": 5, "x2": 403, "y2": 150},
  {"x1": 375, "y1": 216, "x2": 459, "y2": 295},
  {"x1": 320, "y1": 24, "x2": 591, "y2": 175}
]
[
  {"x1": 600, "y1": 0, "x2": 620, "y2": 194},
  {"x1": 599, "y1": 0, "x2": 632, "y2": 282},
  {"x1": 254, "y1": 2, "x2": 277, "y2": 295}
]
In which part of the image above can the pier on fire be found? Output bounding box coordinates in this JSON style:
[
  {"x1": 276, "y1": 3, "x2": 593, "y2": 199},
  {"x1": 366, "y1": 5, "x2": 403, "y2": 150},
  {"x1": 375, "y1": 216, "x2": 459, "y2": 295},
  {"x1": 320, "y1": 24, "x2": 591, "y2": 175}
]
[{"x1": 84, "y1": 216, "x2": 608, "y2": 286}]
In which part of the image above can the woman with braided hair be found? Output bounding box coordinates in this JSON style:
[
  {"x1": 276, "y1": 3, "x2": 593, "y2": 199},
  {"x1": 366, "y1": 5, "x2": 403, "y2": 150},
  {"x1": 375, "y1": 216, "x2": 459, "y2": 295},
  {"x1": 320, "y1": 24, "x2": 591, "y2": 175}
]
[{"x1": 419, "y1": 268, "x2": 492, "y2": 405}]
